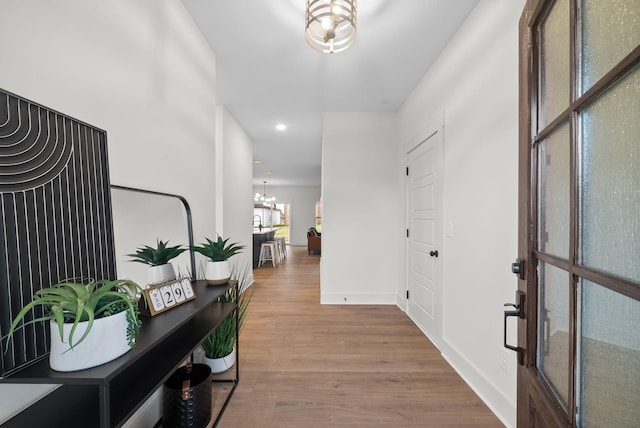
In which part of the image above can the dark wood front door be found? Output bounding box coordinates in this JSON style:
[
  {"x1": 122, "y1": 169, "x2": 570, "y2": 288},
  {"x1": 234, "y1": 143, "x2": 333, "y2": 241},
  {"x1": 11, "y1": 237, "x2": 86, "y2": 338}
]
[{"x1": 517, "y1": 0, "x2": 640, "y2": 426}]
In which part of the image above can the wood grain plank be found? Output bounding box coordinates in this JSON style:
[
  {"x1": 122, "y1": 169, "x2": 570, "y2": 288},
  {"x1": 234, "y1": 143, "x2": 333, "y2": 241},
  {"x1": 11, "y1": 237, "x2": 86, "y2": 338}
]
[{"x1": 213, "y1": 246, "x2": 503, "y2": 427}]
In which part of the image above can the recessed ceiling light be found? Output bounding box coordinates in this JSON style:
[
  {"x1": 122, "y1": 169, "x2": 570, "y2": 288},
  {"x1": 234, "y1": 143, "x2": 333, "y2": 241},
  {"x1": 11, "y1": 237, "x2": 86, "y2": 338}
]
[
  {"x1": 254, "y1": 160, "x2": 261, "y2": 164},
  {"x1": 276, "y1": 124, "x2": 287, "y2": 131}
]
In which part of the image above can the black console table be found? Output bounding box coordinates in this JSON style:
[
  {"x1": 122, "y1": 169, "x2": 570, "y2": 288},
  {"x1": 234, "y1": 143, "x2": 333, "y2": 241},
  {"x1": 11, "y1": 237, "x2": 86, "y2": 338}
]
[{"x1": 0, "y1": 280, "x2": 238, "y2": 428}]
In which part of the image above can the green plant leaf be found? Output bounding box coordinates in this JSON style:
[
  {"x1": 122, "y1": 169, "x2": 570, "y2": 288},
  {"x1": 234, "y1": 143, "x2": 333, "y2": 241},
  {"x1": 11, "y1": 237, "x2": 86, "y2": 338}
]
[
  {"x1": 3, "y1": 278, "x2": 145, "y2": 354},
  {"x1": 200, "y1": 262, "x2": 253, "y2": 358},
  {"x1": 192, "y1": 235, "x2": 245, "y2": 262},
  {"x1": 127, "y1": 239, "x2": 186, "y2": 266}
]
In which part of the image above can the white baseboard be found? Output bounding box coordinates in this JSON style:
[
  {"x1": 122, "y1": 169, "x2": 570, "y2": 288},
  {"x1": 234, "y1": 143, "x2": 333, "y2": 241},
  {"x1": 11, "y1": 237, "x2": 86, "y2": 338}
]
[
  {"x1": 320, "y1": 292, "x2": 397, "y2": 304},
  {"x1": 395, "y1": 302, "x2": 515, "y2": 427},
  {"x1": 439, "y1": 339, "x2": 515, "y2": 428},
  {"x1": 121, "y1": 388, "x2": 162, "y2": 428}
]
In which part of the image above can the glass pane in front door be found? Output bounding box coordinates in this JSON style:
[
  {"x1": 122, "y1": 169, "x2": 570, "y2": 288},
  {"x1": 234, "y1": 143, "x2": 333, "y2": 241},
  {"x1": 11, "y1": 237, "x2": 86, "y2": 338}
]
[
  {"x1": 522, "y1": 0, "x2": 640, "y2": 425},
  {"x1": 580, "y1": 65, "x2": 640, "y2": 283},
  {"x1": 539, "y1": 0, "x2": 570, "y2": 128},
  {"x1": 538, "y1": 262, "x2": 571, "y2": 407},
  {"x1": 581, "y1": 0, "x2": 640, "y2": 93},
  {"x1": 537, "y1": 123, "x2": 570, "y2": 259},
  {"x1": 578, "y1": 279, "x2": 640, "y2": 427}
]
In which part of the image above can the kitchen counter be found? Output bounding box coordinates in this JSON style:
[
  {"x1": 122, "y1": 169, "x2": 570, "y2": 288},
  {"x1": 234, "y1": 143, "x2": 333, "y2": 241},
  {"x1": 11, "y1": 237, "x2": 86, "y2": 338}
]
[{"x1": 252, "y1": 228, "x2": 278, "y2": 234}]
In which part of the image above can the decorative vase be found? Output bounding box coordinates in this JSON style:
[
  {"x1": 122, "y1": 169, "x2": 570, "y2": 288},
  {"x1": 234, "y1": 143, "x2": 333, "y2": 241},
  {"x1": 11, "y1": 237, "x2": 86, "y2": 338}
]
[
  {"x1": 49, "y1": 310, "x2": 132, "y2": 372},
  {"x1": 203, "y1": 348, "x2": 236, "y2": 374},
  {"x1": 205, "y1": 260, "x2": 231, "y2": 285},
  {"x1": 147, "y1": 263, "x2": 176, "y2": 285}
]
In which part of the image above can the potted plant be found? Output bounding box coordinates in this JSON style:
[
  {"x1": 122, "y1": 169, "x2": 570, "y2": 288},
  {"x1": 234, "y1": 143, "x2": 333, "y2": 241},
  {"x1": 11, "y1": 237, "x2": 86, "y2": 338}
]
[
  {"x1": 4, "y1": 278, "x2": 144, "y2": 372},
  {"x1": 127, "y1": 239, "x2": 186, "y2": 284},
  {"x1": 192, "y1": 236, "x2": 244, "y2": 285},
  {"x1": 201, "y1": 263, "x2": 253, "y2": 373}
]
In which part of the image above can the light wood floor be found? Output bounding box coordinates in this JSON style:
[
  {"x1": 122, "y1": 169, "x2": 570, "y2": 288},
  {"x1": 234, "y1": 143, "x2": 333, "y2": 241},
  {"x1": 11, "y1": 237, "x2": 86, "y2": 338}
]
[{"x1": 213, "y1": 245, "x2": 502, "y2": 427}]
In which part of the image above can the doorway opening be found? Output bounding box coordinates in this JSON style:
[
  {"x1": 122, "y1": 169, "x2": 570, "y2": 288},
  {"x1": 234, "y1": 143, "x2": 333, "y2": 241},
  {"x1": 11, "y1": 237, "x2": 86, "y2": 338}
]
[
  {"x1": 274, "y1": 203, "x2": 290, "y2": 243},
  {"x1": 315, "y1": 200, "x2": 322, "y2": 233}
]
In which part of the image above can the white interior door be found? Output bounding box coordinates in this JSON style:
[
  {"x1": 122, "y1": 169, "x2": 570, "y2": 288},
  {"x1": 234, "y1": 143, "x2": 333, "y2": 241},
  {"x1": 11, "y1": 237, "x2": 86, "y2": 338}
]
[{"x1": 406, "y1": 129, "x2": 442, "y2": 345}]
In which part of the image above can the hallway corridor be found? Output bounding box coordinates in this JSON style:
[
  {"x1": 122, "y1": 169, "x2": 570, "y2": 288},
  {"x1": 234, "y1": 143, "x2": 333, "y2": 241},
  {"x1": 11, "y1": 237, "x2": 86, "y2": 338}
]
[{"x1": 215, "y1": 245, "x2": 502, "y2": 427}]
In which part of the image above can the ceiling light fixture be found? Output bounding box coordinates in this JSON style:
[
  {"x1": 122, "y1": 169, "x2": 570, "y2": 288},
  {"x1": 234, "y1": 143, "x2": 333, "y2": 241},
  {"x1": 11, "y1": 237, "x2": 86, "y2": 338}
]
[
  {"x1": 276, "y1": 124, "x2": 287, "y2": 131},
  {"x1": 254, "y1": 180, "x2": 276, "y2": 206},
  {"x1": 305, "y1": 0, "x2": 357, "y2": 54}
]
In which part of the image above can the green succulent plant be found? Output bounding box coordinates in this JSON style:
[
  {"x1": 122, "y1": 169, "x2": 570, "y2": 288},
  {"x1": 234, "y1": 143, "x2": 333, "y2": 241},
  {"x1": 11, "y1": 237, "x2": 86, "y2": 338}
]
[
  {"x1": 201, "y1": 263, "x2": 253, "y2": 359},
  {"x1": 127, "y1": 239, "x2": 186, "y2": 266},
  {"x1": 192, "y1": 236, "x2": 244, "y2": 262},
  {"x1": 4, "y1": 278, "x2": 144, "y2": 351}
]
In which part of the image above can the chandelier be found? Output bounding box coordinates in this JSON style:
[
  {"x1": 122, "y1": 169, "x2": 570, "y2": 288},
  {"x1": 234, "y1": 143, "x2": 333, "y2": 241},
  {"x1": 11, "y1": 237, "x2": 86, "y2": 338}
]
[
  {"x1": 254, "y1": 181, "x2": 276, "y2": 206},
  {"x1": 305, "y1": 0, "x2": 357, "y2": 54}
]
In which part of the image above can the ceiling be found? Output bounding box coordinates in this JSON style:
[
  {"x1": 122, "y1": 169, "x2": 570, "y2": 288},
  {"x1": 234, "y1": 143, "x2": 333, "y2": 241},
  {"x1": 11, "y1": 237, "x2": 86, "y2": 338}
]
[{"x1": 181, "y1": 0, "x2": 480, "y2": 186}]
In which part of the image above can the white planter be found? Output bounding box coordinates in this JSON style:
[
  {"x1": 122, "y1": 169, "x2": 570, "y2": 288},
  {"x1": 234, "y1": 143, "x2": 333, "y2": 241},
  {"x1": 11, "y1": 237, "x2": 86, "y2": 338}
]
[
  {"x1": 49, "y1": 310, "x2": 132, "y2": 372},
  {"x1": 147, "y1": 263, "x2": 176, "y2": 284},
  {"x1": 203, "y1": 348, "x2": 236, "y2": 374},
  {"x1": 205, "y1": 260, "x2": 231, "y2": 285}
]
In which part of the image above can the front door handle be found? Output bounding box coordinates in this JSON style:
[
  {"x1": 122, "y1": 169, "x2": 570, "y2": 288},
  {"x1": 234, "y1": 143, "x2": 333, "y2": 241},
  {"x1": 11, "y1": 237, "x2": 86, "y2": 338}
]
[{"x1": 503, "y1": 290, "x2": 525, "y2": 365}]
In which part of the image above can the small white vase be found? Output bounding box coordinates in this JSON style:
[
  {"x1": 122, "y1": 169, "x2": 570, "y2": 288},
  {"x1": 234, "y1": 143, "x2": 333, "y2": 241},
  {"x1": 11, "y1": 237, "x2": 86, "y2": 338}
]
[
  {"x1": 203, "y1": 348, "x2": 236, "y2": 374},
  {"x1": 147, "y1": 263, "x2": 176, "y2": 285},
  {"x1": 205, "y1": 260, "x2": 231, "y2": 285},
  {"x1": 49, "y1": 310, "x2": 131, "y2": 372}
]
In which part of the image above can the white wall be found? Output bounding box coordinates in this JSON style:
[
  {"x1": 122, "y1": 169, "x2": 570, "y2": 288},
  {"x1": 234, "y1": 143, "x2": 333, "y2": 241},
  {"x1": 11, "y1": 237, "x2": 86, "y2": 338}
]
[
  {"x1": 219, "y1": 107, "x2": 254, "y2": 278},
  {"x1": 398, "y1": 0, "x2": 524, "y2": 426},
  {"x1": 0, "y1": 0, "x2": 217, "y2": 424},
  {"x1": 321, "y1": 113, "x2": 400, "y2": 304},
  {"x1": 256, "y1": 185, "x2": 321, "y2": 245}
]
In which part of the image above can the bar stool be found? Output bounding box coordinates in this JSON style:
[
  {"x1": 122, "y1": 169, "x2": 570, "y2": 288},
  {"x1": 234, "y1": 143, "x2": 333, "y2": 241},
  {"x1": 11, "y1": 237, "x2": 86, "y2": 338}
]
[
  {"x1": 258, "y1": 241, "x2": 279, "y2": 267},
  {"x1": 270, "y1": 240, "x2": 283, "y2": 265},
  {"x1": 271, "y1": 239, "x2": 283, "y2": 265},
  {"x1": 274, "y1": 236, "x2": 287, "y2": 260}
]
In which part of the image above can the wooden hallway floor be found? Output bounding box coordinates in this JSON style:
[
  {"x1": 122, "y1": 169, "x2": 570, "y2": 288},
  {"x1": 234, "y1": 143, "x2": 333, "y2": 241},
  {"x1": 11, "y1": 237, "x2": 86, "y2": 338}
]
[{"x1": 213, "y1": 245, "x2": 503, "y2": 427}]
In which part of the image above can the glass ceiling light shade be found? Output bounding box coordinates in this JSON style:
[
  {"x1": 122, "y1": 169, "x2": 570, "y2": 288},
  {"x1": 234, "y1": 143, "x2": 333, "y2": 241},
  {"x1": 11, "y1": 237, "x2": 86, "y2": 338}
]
[
  {"x1": 305, "y1": 0, "x2": 357, "y2": 54},
  {"x1": 254, "y1": 181, "x2": 276, "y2": 206}
]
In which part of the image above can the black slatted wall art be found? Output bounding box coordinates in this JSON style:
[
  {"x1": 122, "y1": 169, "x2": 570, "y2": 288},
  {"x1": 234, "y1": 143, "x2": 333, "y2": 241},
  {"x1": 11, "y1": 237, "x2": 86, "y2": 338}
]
[{"x1": 0, "y1": 89, "x2": 116, "y2": 377}]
